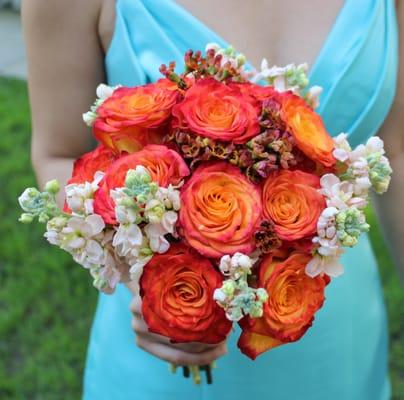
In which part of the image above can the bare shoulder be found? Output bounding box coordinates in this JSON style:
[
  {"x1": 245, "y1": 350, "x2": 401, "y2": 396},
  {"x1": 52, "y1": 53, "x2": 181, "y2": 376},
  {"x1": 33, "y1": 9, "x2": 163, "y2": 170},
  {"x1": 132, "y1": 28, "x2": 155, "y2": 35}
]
[
  {"x1": 21, "y1": 0, "x2": 102, "y2": 24},
  {"x1": 22, "y1": 0, "x2": 109, "y2": 160}
]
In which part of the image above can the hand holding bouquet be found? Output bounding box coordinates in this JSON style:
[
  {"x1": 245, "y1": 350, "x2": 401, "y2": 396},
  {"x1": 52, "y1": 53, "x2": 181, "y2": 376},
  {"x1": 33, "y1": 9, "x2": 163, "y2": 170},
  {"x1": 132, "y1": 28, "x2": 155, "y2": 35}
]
[{"x1": 18, "y1": 44, "x2": 392, "y2": 383}]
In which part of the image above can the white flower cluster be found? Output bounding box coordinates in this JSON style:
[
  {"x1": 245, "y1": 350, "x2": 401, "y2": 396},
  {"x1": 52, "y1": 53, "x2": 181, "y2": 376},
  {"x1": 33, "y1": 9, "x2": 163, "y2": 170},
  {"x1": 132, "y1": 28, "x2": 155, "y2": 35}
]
[
  {"x1": 306, "y1": 134, "x2": 392, "y2": 278},
  {"x1": 251, "y1": 59, "x2": 322, "y2": 109},
  {"x1": 65, "y1": 171, "x2": 104, "y2": 215},
  {"x1": 334, "y1": 134, "x2": 392, "y2": 195},
  {"x1": 19, "y1": 165, "x2": 182, "y2": 294},
  {"x1": 214, "y1": 253, "x2": 268, "y2": 322},
  {"x1": 110, "y1": 166, "x2": 181, "y2": 282},
  {"x1": 42, "y1": 171, "x2": 125, "y2": 292},
  {"x1": 82, "y1": 83, "x2": 121, "y2": 127}
]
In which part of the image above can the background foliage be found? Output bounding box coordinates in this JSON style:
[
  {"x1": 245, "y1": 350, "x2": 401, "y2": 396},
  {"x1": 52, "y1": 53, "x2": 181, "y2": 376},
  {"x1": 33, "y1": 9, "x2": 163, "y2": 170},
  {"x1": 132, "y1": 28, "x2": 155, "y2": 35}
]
[{"x1": 0, "y1": 77, "x2": 402, "y2": 399}]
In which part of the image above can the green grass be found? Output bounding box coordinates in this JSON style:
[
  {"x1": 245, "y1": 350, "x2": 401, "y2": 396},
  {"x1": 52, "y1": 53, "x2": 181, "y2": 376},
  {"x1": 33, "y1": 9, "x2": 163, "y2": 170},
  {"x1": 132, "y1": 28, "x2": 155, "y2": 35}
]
[
  {"x1": 0, "y1": 78, "x2": 97, "y2": 399},
  {"x1": 0, "y1": 77, "x2": 403, "y2": 399}
]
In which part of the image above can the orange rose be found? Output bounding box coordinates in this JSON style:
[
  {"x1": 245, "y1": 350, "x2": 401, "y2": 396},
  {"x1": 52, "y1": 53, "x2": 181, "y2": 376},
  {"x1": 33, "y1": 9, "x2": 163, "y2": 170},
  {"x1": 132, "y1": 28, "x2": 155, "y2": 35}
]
[
  {"x1": 179, "y1": 161, "x2": 262, "y2": 258},
  {"x1": 140, "y1": 243, "x2": 232, "y2": 344},
  {"x1": 172, "y1": 78, "x2": 260, "y2": 143},
  {"x1": 262, "y1": 169, "x2": 326, "y2": 242},
  {"x1": 94, "y1": 84, "x2": 179, "y2": 153},
  {"x1": 67, "y1": 145, "x2": 117, "y2": 185},
  {"x1": 281, "y1": 92, "x2": 336, "y2": 167},
  {"x1": 93, "y1": 145, "x2": 189, "y2": 224},
  {"x1": 238, "y1": 252, "x2": 329, "y2": 359}
]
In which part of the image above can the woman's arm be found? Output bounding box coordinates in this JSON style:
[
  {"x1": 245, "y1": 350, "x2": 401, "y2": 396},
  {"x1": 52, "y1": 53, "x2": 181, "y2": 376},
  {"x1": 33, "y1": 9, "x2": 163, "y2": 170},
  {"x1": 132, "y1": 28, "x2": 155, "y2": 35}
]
[
  {"x1": 22, "y1": 0, "x2": 227, "y2": 365},
  {"x1": 22, "y1": 0, "x2": 106, "y2": 202},
  {"x1": 373, "y1": 2, "x2": 404, "y2": 280}
]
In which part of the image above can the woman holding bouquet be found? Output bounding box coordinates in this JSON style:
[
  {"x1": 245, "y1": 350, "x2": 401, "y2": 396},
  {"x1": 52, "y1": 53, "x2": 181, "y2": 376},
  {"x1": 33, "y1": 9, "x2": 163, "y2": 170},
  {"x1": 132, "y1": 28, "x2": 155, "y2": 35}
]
[{"x1": 21, "y1": 0, "x2": 403, "y2": 399}]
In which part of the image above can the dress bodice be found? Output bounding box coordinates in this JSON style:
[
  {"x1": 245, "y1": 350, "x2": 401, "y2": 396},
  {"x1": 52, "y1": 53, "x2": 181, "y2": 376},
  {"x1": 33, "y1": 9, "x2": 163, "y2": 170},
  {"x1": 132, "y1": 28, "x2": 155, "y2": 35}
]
[{"x1": 84, "y1": 2, "x2": 397, "y2": 399}]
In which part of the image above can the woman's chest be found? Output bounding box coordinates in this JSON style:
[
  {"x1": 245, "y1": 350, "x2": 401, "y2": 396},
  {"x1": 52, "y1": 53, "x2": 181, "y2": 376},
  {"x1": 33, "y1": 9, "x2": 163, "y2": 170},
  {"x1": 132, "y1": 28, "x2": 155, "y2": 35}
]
[{"x1": 100, "y1": 0, "x2": 343, "y2": 69}]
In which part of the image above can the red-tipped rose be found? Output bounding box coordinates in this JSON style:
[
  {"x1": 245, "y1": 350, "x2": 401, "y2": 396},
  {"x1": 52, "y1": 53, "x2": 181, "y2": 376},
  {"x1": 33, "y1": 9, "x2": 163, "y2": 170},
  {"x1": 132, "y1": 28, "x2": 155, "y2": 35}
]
[
  {"x1": 238, "y1": 252, "x2": 329, "y2": 359},
  {"x1": 93, "y1": 144, "x2": 189, "y2": 224},
  {"x1": 94, "y1": 84, "x2": 179, "y2": 153},
  {"x1": 140, "y1": 243, "x2": 232, "y2": 344},
  {"x1": 172, "y1": 78, "x2": 260, "y2": 143}
]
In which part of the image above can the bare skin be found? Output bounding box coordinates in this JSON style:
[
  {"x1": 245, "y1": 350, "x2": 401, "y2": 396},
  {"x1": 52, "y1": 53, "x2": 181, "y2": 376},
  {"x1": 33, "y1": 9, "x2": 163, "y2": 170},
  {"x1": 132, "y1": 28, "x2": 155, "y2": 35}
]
[{"x1": 22, "y1": 0, "x2": 404, "y2": 366}]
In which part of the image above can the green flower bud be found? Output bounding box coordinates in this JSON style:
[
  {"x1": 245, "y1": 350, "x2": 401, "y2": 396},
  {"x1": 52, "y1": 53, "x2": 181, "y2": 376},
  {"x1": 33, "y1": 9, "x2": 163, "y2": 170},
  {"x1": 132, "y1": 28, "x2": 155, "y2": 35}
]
[
  {"x1": 38, "y1": 212, "x2": 50, "y2": 224},
  {"x1": 227, "y1": 307, "x2": 243, "y2": 321},
  {"x1": 136, "y1": 193, "x2": 149, "y2": 205},
  {"x1": 140, "y1": 247, "x2": 153, "y2": 257},
  {"x1": 336, "y1": 209, "x2": 369, "y2": 248},
  {"x1": 236, "y1": 54, "x2": 246, "y2": 67},
  {"x1": 93, "y1": 275, "x2": 108, "y2": 291},
  {"x1": 222, "y1": 280, "x2": 236, "y2": 297},
  {"x1": 126, "y1": 168, "x2": 152, "y2": 187},
  {"x1": 249, "y1": 303, "x2": 263, "y2": 319},
  {"x1": 45, "y1": 179, "x2": 60, "y2": 195},
  {"x1": 367, "y1": 157, "x2": 392, "y2": 194},
  {"x1": 19, "y1": 213, "x2": 34, "y2": 224},
  {"x1": 256, "y1": 288, "x2": 268, "y2": 303},
  {"x1": 120, "y1": 196, "x2": 136, "y2": 208},
  {"x1": 47, "y1": 216, "x2": 68, "y2": 230},
  {"x1": 224, "y1": 45, "x2": 235, "y2": 57},
  {"x1": 149, "y1": 182, "x2": 158, "y2": 196},
  {"x1": 145, "y1": 199, "x2": 165, "y2": 224}
]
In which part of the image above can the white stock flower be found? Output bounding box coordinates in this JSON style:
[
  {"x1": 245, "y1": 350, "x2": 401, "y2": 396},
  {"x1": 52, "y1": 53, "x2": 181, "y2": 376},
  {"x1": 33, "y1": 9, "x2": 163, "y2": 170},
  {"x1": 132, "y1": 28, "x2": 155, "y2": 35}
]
[
  {"x1": 100, "y1": 263, "x2": 121, "y2": 290},
  {"x1": 319, "y1": 174, "x2": 367, "y2": 210},
  {"x1": 82, "y1": 111, "x2": 98, "y2": 127},
  {"x1": 155, "y1": 185, "x2": 181, "y2": 211},
  {"x1": 82, "y1": 84, "x2": 120, "y2": 127},
  {"x1": 219, "y1": 255, "x2": 232, "y2": 276},
  {"x1": 252, "y1": 61, "x2": 308, "y2": 94},
  {"x1": 218, "y1": 252, "x2": 256, "y2": 279},
  {"x1": 111, "y1": 188, "x2": 140, "y2": 224},
  {"x1": 312, "y1": 207, "x2": 340, "y2": 257},
  {"x1": 96, "y1": 83, "x2": 115, "y2": 100},
  {"x1": 306, "y1": 85, "x2": 323, "y2": 109},
  {"x1": 113, "y1": 223, "x2": 143, "y2": 257},
  {"x1": 366, "y1": 136, "x2": 384, "y2": 153},
  {"x1": 65, "y1": 171, "x2": 104, "y2": 215},
  {"x1": 213, "y1": 288, "x2": 227, "y2": 303},
  {"x1": 332, "y1": 133, "x2": 351, "y2": 162},
  {"x1": 144, "y1": 223, "x2": 170, "y2": 253},
  {"x1": 305, "y1": 253, "x2": 344, "y2": 278},
  {"x1": 160, "y1": 211, "x2": 178, "y2": 234},
  {"x1": 231, "y1": 253, "x2": 254, "y2": 271},
  {"x1": 128, "y1": 254, "x2": 153, "y2": 283},
  {"x1": 144, "y1": 199, "x2": 165, "y2": 224},
  {"x1": 56, "y1": 214, "x2": 106, "y2": 268}
]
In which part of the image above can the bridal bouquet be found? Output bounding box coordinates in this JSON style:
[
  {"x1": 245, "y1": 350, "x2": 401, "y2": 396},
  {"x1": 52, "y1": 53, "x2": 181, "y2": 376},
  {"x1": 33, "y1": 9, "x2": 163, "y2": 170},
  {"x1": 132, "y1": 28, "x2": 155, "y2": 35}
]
[{"x1": 18, "y1": 44, "x2": 392, "y2": 383}]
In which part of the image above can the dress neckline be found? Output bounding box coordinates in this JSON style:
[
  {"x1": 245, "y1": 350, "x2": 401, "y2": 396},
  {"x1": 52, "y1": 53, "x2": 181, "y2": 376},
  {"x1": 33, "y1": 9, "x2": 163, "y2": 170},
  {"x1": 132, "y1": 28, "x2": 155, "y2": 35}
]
[{"x1": 107, "y1": 0, "x2": 348, "y2": 77}]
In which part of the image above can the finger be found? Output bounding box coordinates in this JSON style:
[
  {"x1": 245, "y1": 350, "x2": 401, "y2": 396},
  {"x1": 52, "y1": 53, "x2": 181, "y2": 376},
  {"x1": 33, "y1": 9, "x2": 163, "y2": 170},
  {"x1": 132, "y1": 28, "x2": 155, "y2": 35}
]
[
  {"x1": 132, "y1": 315, "x2": 227, "y2": 353},
  {"x1": 170, "y1": 341, "x2": 219, "y2": 353},
  {"x1": 132, "y1": 322, "x2": 223, "y2": 353},
  {"x1": 136, "y1": 336, "x2": 228, "y2": 365},
  {"x1": 131, "y1": 319, "x2": 175, "y2": 346},
  {"x1": 129, "y1": 294, "x2": 142, "y2": 317},
  {"x1": 131, "y1": 315, "x2": 149, "y2": 335}
]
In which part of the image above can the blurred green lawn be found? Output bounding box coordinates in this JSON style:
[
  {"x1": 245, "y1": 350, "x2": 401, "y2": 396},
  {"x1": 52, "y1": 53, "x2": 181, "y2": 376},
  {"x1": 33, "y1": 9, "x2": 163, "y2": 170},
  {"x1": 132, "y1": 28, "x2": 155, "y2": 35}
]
[{"x1": 0, "y1": 77, "x2": 403, "y2": 399}]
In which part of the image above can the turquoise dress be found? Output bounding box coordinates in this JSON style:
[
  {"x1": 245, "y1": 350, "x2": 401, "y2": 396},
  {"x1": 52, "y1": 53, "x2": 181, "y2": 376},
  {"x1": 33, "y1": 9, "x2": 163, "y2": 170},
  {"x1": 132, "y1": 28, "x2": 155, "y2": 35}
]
[{"x1": 83, "y1": 1, "x2": 398, "y2": 399}]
